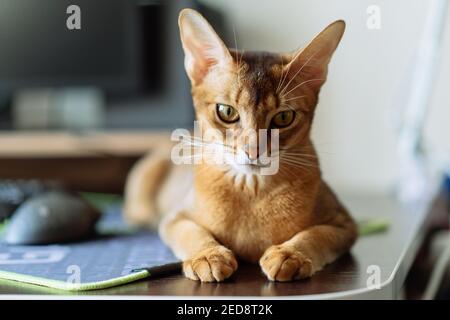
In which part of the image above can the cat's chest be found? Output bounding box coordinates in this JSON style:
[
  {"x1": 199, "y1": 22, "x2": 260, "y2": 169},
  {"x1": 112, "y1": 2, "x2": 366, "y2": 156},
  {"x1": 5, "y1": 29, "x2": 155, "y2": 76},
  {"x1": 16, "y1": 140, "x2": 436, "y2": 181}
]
[{"x1": 194, "y1": 184, "x2": 314, "y2": 262}]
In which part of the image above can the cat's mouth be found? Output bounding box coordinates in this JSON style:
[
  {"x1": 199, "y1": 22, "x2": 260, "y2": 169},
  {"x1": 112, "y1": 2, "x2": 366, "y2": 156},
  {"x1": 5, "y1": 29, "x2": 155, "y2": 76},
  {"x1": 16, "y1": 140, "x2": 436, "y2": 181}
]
[
  {"x1": 247, "y1": 161, "x2": 271, "y2": 168},
  {"x1": 220, "y1": 150, "x2": 277, "y2": 175},
  {"x1": 230, "y1": 161, "x2": 272, "y2": 175}
]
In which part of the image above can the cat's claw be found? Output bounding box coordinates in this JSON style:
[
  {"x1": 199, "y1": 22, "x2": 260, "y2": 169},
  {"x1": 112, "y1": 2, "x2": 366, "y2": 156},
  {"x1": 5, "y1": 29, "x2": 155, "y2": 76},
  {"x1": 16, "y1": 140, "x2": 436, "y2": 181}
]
[
  {"x1": 183, "y1": 246, "x2": 238, "y2": 282},
  {"x1": 260, "y1": 245, "x2": 313, "y2": 281}
]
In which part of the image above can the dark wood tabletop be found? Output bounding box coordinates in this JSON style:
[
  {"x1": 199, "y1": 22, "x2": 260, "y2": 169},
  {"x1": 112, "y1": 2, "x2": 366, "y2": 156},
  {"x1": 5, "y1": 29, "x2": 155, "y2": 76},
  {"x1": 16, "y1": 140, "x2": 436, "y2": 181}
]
[{"x1": 0, "y1": 191, "x2": 442, "y2": 299}]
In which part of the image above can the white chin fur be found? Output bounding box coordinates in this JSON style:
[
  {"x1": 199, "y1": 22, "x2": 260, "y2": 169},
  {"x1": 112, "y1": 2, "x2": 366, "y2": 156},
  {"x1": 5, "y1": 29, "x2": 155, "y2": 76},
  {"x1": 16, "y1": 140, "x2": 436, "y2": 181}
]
[
  {"x1": 231, "y1": 163, "x2": 260, "y2": 175},
  {"x1": 224, "y1": 167, "x2": 264, "y2": 194}
]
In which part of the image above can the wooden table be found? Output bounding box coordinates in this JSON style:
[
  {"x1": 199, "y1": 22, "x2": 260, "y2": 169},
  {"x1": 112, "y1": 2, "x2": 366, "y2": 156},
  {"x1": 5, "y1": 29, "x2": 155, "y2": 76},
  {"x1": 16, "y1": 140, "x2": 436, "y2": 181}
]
[
  {"x1": 0, "y1": 191, "x2": 442, "y2": 299},
  {"x1": 0, "y1": 131, "x2": 172, "y2": 158},
  {"x1": 0, "y1": 131, "x2": 172, "y2": 193}
]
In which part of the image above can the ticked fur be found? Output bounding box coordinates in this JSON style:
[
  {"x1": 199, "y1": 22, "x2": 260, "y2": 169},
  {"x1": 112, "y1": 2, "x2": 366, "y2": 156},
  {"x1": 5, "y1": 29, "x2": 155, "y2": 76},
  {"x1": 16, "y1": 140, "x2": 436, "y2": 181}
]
[{"x1": 124, "y1": 9, "x2": 357, "y2": 282}]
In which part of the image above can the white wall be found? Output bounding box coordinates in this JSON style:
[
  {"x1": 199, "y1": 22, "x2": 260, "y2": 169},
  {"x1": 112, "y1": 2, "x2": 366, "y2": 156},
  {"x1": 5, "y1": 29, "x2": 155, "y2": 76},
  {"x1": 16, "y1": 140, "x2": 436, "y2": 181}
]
[{"x1": 200, "y1": 0, "x2": 450, "y2": 194}]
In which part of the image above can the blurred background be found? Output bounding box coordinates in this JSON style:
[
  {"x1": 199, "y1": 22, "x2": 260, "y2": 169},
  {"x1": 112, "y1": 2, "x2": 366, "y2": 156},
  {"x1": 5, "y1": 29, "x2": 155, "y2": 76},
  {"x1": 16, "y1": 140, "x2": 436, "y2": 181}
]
[
  {"x1": 0, "y1": 0, "x2": 448, "y2": 196},
  {"x1": 0, "y1": 0, "x2": 449, "y2": 299},
  {"x1": 201, "y1": 0, "x2": 450, "y2": 195}
]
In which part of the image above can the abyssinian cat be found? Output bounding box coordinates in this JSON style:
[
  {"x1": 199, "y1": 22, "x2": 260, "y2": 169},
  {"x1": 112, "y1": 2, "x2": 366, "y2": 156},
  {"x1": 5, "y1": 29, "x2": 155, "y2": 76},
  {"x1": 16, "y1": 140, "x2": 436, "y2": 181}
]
[{"x1": 124, "y1": 8, "x2": 357, "y2": 282}]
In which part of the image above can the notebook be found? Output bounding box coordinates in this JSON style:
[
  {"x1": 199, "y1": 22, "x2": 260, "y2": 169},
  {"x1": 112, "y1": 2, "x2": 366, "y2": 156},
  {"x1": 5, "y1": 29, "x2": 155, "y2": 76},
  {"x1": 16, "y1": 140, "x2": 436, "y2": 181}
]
[{"x1": 0, "y1": 207, "x2": 180, "y2": 291}]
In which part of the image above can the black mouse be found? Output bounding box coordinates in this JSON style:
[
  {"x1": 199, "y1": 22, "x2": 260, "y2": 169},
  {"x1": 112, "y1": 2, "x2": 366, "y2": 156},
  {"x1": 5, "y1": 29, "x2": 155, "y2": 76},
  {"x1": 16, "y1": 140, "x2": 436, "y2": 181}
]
[{"x1": 3, "y1": 191, "x2": 101, "y2": 245}]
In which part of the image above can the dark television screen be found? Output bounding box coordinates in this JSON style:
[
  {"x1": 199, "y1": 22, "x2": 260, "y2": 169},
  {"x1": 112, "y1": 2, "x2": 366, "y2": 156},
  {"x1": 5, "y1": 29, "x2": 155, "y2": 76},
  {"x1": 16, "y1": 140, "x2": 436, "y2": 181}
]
[{"x1": 0, "y1": 0, "x2": 166, "y2": 95}]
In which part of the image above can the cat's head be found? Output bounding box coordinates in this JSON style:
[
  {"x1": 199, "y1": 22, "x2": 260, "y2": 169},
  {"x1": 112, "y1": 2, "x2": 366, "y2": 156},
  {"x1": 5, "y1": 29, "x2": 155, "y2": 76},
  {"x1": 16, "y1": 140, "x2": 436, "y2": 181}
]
[{"x1": 178, "y1": 8, "x2": 344, "y2": 176}]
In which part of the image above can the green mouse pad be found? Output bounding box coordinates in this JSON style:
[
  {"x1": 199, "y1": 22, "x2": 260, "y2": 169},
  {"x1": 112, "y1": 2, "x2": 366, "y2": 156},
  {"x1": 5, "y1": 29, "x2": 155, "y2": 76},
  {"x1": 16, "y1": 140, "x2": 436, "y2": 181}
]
[{"x1": 0, "y1": 208, "x2": 181, "y2": 291}]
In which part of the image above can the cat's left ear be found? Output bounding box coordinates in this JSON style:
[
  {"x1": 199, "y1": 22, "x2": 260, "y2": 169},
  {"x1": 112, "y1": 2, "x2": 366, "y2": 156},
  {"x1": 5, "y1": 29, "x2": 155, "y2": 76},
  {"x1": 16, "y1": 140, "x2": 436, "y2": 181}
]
[
  {"x1": 178, "y1": 9, "x2": 233, "y2": 85},
  {"x1": 285, "y1": 20, "x2": 345, "y2": 93}
]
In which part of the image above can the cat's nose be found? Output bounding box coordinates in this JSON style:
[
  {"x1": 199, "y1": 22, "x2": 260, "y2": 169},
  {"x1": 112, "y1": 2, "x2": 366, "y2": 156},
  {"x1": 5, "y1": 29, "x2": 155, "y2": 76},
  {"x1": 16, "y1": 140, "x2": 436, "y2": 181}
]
[{"x1": 244, "y1": 144, "x2": 259, "y2": 161}]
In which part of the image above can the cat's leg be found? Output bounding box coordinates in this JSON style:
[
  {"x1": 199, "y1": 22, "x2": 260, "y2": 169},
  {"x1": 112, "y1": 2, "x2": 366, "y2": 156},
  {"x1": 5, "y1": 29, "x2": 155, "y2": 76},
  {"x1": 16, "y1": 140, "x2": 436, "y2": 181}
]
[
  {"x1": 259, "y1": 210, "x2": 357, "y2": 281},
  {"x1": 160, "y1": 211, "x2": 238, "y2": 282},
  {"x1": 123, "y1": 152, "x2": 170, "y2": 228}
]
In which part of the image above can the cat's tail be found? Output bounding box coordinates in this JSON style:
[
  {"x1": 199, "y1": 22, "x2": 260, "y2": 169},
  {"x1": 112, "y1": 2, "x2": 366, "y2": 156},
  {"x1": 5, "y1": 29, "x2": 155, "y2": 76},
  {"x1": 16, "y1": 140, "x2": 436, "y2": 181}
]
[{"x1": 123, "y1": 150, "x2": 172, "y2": 229}]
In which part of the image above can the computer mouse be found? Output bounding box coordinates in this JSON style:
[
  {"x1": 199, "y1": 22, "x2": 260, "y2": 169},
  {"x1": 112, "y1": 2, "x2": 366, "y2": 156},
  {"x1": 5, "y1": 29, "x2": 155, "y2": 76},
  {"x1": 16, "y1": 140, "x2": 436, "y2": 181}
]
[{"x1": 3, "y1": 191, "x2": 101, "y2": 245}]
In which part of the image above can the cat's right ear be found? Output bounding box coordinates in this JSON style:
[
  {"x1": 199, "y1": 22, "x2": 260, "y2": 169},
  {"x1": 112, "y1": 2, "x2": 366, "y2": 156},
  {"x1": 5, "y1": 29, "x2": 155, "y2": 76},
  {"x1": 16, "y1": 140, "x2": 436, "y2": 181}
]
[{"x1": 179, "y1": 9, "x2": 233, "y2": 85}]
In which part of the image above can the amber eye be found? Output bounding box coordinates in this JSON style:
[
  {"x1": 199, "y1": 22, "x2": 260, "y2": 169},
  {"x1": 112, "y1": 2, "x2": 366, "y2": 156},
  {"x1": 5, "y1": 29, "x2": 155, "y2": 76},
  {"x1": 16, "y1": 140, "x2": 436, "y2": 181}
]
[
  {"x1": 271, "y1": 110, "x2": 295, "y2": 128},
  {"x1": 216, "y1": 104, "x2": 239, "y2": 123}
]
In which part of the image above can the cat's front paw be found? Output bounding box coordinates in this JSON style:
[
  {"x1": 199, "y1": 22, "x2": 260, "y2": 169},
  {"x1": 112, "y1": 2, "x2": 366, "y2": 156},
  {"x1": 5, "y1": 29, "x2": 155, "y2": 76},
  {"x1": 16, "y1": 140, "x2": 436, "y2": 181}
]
[
  {"x1": 260, "y1": 245, "x2": 313, "y2": 281},
  {"x1": 183, "y1": 246, "x2": 238, "y2": 282}
]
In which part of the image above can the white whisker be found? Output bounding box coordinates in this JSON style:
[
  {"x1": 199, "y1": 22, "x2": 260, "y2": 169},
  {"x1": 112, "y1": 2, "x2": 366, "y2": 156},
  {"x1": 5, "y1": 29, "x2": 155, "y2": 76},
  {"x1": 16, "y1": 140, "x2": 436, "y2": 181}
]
[
  {"x1": 282, "y1": 78, "x2": 325, "y2": 98},
  {"x1": 277, "y1": 48, "x2": 304, "y2": 94},
  {"x1": 282, "y1": 95, "x2": 308, "y2": 103},
  {"x1": 279, "y1": 51, "x2": 318, "y2": 96}
]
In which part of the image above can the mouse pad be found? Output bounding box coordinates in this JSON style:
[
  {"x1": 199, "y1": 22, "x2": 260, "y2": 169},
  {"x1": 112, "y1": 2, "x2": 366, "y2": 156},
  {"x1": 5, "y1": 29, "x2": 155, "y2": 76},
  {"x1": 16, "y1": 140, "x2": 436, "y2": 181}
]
[{"x1": 0, "y1": 207, "x2": 180, "y2": 291}]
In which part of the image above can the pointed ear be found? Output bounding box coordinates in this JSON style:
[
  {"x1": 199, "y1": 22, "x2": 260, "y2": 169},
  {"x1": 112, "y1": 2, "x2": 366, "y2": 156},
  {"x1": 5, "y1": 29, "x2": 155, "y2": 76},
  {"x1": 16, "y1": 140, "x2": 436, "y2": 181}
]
[
  {"x1": 178, "y1": 9, "x2": 233, "y2": 85},
  {"x1": 284, "y1": 20, "x2": 345, "y2": 94}
]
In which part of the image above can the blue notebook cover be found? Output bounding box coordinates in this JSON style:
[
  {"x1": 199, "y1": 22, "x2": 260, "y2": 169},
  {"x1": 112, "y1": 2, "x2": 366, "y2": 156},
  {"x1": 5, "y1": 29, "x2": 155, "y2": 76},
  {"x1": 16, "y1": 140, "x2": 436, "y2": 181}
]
[{"x1": 0, "y1": 207, "x2": 180, "y2": 291}]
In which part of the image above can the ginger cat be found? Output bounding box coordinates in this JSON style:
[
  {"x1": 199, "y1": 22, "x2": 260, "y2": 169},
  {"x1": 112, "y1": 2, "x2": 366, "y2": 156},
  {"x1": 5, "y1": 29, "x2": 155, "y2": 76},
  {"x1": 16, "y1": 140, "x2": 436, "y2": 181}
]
[{"x1": 124, "y1": 8, "x2": 357, "y2": 282}]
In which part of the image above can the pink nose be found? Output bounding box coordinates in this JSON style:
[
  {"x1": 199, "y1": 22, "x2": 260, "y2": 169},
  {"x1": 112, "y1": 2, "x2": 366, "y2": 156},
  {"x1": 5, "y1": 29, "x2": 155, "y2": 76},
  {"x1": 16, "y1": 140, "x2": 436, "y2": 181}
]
[{"x1": 244, "y1": 144, "x2": 259, "y2": 161}]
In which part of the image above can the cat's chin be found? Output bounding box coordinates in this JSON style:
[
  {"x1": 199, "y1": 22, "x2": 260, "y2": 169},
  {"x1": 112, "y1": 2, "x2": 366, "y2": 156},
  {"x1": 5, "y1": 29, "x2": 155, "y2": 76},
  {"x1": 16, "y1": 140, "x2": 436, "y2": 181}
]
[
  {"x1": 220, "y1": 165, "x2": 266, "y2": 193},
  {"x1": 227, "y1": 162, "x2": 270, "y2": 176},
  {"x1": 232, "y1": 164, "x2": 261, "y2": 175}
]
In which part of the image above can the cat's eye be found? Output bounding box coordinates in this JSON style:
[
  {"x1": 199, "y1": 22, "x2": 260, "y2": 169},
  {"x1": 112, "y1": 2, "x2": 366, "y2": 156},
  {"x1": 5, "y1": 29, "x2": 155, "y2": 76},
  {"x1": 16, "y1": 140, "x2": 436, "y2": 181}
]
[
  {"x1": 216, "y1": 103, "x2": 240, "y2": 123},
  {"x1": 271, "y1": 110, "x2": 295, "y2": 128}
]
